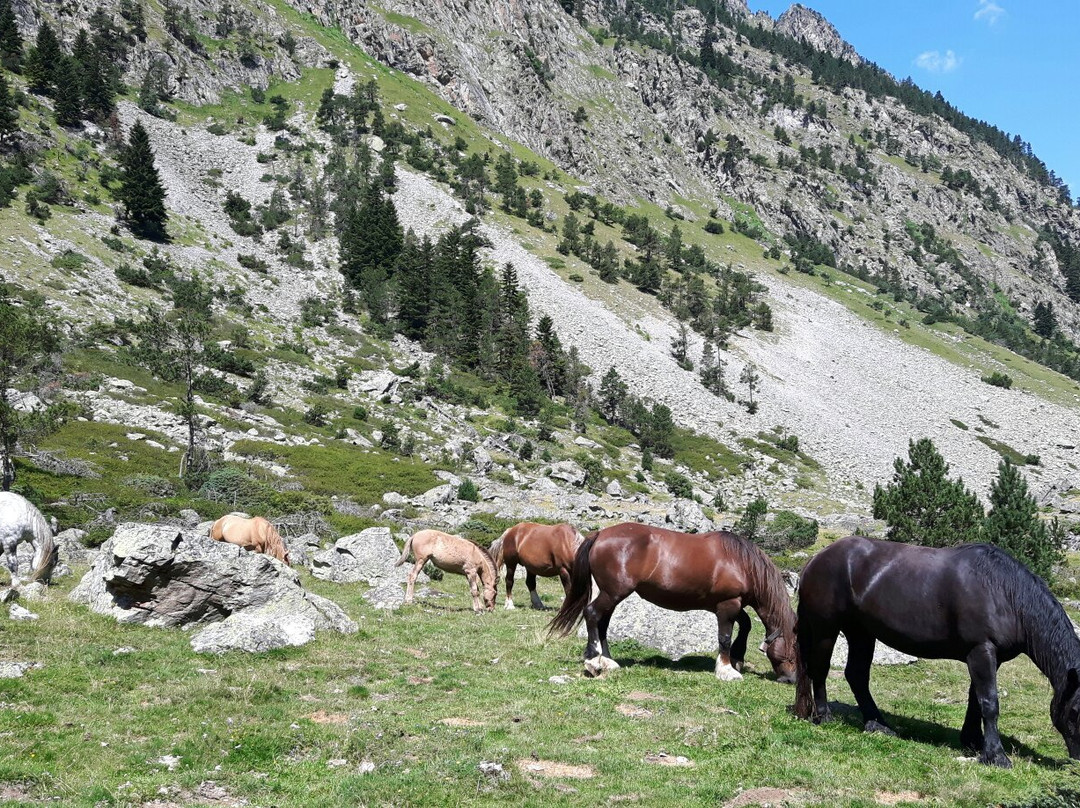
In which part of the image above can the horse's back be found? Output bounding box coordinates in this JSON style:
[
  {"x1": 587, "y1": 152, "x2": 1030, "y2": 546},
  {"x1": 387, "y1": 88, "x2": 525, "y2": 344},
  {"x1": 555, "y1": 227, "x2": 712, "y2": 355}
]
[
  {"x1": 511, "y1": 522, "x2": 578, "y2": 571},
  {"x1": 800, "y1": 537, "x2": 1014, "y2": 659},
  {"x1": 0, "y1": 492, "x2": 42, "y2": 542}
]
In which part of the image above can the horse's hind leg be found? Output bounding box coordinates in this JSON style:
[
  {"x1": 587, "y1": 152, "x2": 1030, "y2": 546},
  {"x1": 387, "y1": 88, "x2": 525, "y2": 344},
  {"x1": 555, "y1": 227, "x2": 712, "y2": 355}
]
[
  {"x1": 730, "y1": 609, "x2": 752, "y2": 672},
  {"x1": 504, "y1": 560, "x2": 517, "y2": 610},
  {"x1": 844, "y1": 630, "x2": 894, "y2": 735},
  {"x1": 803, "y1": 619, "x2": 837, "y2": 724},
  {"x1": 466, "y1": 569, "x2": 483, "y2": 613},
  {"x1": 714, "y1": 600, "x2": 744, "y2": 681},
  {"x1": 3, "y1": 545, "x2": 19, "y2": 587},
  {"x1": 583, "y1": 590, "x2": 622, "y2": 677},
  {"x1": 404, "y1": 556, "x2": 426, "y2": 604},
  {"x1": 526, "y1": 571, "x2": 545, "y2": 610},
  {"x1": 967, "y1": 643, "x2": 1010, "y2": 768}
]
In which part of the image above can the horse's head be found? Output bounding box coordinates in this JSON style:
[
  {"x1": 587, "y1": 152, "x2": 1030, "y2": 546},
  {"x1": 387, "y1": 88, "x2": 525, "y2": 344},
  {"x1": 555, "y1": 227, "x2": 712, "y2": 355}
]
[
  {"x1": 762, "y1": 627, "x2": 797, "y2": 685},
  {"x1": 479, "y1": 550, "x2": 498, "y2": 611},
  {"x1": 1052, "y1": 667, "x2": 1080, "y2": 758}
]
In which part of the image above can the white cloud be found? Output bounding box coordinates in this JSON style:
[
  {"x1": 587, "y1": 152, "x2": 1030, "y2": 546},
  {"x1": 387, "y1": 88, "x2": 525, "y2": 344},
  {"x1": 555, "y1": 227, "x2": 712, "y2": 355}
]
[
  {"x1": 915, "y1": 50, "x2": 960, "y2": 73},
  {"x1": 975, "y1": 0, "x2": 1005, "y2": 25}
]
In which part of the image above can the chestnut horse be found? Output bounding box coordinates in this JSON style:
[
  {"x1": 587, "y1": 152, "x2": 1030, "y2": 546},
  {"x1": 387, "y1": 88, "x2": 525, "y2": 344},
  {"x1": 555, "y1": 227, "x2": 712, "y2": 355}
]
[
  {"x1": 794, "y1": 536, "x2": 1080, "y2": 768},
  {"x1": 395, "y1": 529, "x2": 498, "y2": 613},
  {"x1": 489, "y1": 522, "x2": 584, "y2": 610},
  {"x1": 550, "y1": 523, "x2": 797, "y2": 681},
  {"x1": 210, "y1": 514, "x2": 291, "y2": 565}
]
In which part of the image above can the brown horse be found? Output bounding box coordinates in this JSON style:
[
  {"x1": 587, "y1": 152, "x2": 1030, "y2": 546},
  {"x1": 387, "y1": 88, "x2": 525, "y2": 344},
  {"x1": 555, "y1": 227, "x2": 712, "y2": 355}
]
[
  {"x1": 550, "y1": 523, "x2": 797, "y2": 681},
  {"x1": 395, "y1": 529, "x2": 498, "y2": 613},
  {"x1": 489, "y1": 522, "x2": 584, "y2": 610},
  {"x1": 209, "y1": 514, "x2": 291, "y2": 565}
]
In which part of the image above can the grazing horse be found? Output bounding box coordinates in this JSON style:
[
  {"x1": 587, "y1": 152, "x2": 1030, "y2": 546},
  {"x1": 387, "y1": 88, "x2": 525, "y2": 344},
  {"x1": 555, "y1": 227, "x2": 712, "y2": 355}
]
[
  {"x1": 210, "y1": 514, "x2": 291, "y2": 565},
  {"x1": 794, "y1": 536, "x2": 1080, "y2": 768},
  {"x1": 489, "y1": 522, "x2": 584, "y2": 610},
  {"x1": 395, "y1": 529, "x2": 497, "y2": 613},
  {"x1": 0, "y1": 491, "x2": 58, "y2": 586},
  {"x1": 549, "y1": 523, "x2": 797, "y2": 682}
]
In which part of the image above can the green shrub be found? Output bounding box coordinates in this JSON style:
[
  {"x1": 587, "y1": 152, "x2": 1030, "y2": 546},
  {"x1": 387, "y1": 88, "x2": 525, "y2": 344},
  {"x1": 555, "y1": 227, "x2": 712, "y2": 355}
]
[
  {"x1": 756, "y1": 510, "x2": 818, "y2": 554},
  {"x1": 303, "y1": 402, "x2": 329, "y2": 426},
  {"x1": 735, "y1": 496, "x2": 768, "y2": 542},
  {"x1": 577, "y1": 453, "x2": 605, "y2": 491},
  {"x1": 981, "y1": 371, "x2": 1013, "y2": 389},
  {"x1": 121, "y1": 474, "x2": 175, "y2": 496},
  {"x1": 457, "y1": 478, "x2": 479, "y2": 502},
  {"x1": 665, "y1": 470, "x2": 694, "y2": 499}
]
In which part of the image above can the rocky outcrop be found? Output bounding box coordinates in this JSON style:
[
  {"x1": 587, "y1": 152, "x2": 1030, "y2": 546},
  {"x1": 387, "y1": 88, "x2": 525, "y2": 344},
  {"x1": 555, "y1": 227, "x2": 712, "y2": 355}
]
[
  {"x1": 578, "y1": 593, "x2": 720, "y2": 660},
  {"x1": 69, "y1": 523, "x2": 356, "y2": 653},
  {"x1": 311, "y1": 527, "x2": 423, "y2": 586},
  {"x1": 775, "y1": 4, "x2": 863, "y2": 65}
]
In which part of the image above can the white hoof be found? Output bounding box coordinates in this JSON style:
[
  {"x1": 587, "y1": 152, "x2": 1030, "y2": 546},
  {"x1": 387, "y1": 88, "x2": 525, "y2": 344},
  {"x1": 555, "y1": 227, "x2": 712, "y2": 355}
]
[
  {"x1": 504, "y1": 599, "x2": 515, "y2": 610},
  {"x1": 715, "y1": 662, "x2": 743, "y2": 682}
]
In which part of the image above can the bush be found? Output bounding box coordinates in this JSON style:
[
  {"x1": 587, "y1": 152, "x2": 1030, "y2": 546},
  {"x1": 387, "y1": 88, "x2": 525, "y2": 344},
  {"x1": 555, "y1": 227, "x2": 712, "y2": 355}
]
[
  {"x1": 352, "y1": 405, "x2": 368, "y2": 421},
  {"x1": 122, "y1": 474, "x2": 175, "y2": 496},
  {"x1": 303, "y1": 402, "x2": 329, "y2": 426},
  {"x1": 756, "y1": 510, "x2": 818, "y2": 554},
  {"x1": 775, "y1": 433, "x2": 799, "y2": 453},
  {"x1": 981, "y1": 371, "x2": 1013, "y2": 389},
  {"x1": 735, "y1": 496, "x2": 768, "y2": 542},
  {"x1": 665, "y1": 470, "x2": 694, "y2": 499},
  {"x1": 457, "y1": 478, "x2": 479, "y2": 502},
  {"x1": 578, "y1": 453, "x2": 605, "y2": 491}
]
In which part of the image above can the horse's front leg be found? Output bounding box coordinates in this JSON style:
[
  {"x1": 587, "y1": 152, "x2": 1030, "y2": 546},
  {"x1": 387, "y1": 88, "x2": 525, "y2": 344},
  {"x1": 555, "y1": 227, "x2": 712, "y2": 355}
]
[
  {"x1": 729, "y1": 609, "x2": 752, "y2": 672},
  {"x1": 714, "y1": 600, "x2": 744, "y2": 681},
  {"x1": 960, "y1": 681, "x2": 984, "y2": 752},
  {"x1": 503, "y1": 560, "x2": 517, "y2": 610},
  {"x1": 466, "y1": 568, "x2": 482, "y2": 613},
  {"x1": 583, "y1": 590, "x2": 622, "y2": 677},
  {"x1": 967, "y1": 643, "x2": 1010, "y2": 768},
  {"x1": 3, "y1": 546, "x2": 19, "y2": 587}
]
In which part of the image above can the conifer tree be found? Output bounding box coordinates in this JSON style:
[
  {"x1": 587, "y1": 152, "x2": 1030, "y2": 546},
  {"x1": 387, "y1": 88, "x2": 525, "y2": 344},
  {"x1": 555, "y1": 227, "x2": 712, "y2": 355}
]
[
  {"x1": 0, "y1": 0, "x2": 22, "y2": 72},
  {"x1": 872, "y1": 438, "x2": 984, "y2": 547},
  {"x1": 982, "y1": 459, "x2": 1063, "y2": 581},
  {"x1": 0, "y1": 72, "x2": 17, "y2": 143},
  {"x1": 53, "y1": 56, "x2": 83, "y2": 126},
  {"x1": 597, "y1": 367, "x2": 627, "y2": 422},
  {"x1": 26, "y1": 22, "x2": 61, "y2": 95},
  {"x1": 117, "y1": 119, "x2": 168, "y2": 240}
]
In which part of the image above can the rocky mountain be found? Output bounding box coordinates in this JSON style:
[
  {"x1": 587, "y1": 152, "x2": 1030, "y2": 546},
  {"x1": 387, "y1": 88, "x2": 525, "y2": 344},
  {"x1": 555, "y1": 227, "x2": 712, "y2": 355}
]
[{"x1": 3, "y1": 0, "x2": 1080, "y2": 547}]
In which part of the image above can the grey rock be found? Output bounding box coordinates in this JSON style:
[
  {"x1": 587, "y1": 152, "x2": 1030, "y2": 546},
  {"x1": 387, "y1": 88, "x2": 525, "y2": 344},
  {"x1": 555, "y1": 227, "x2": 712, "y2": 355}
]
[
  {"x1": 605, "y1": 479, "x2": 624, "y2": 498},
  {"x1": 471, "y1": 445, "x2": 493, "y2": 473},
  {"x1": 830, "y1": 634, "x2": 916, "y2": 668},
  {"x1": 178, "y1": 509, "x2": 202, "y2": 528},
  {"x1": 549, "y1": 461, "x2": 586, "y2": 486},
  {"x1": 19, "y1": 581, "x2": 47, "y2": 601},
  {"x1": 69, "y1": 523, "x2": 356, "y2": 653},
  {"x1": 414, "y1": 484, "x2": 455, "y2": 509},
  {"x1": 285, "y1": 532, "x2": 322, "y2": 567},
  {"x1": 579, "y1": 592, "x2": 718, "y2": 660},
  {"x1": 665, "y1": 499, "x2": 713, "y2": 533},
  {"x1": 311, "y1": 527, "x2": 424, "y2": 585},
  {"x1": 382, "y1": 491, "x2": 410, "y2": 507},
  {"x1": 363, "y1": 580, "x2": 406, "y2": 610},
  {"x1": 54, "y1": 528, "x2": 97, "y2": 567},
  {"x1": 9, "y1": 603, "x2": 39, "y2": 621},
  {"x1": 0, "y1": 661, "x2": 40, "y2": 678}
]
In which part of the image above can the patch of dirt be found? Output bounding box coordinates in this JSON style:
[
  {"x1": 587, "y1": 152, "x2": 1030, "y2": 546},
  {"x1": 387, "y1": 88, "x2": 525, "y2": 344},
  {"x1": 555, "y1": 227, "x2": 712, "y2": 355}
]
[
  {"x1": 875, "y1": 791, "x2": 923, "y2": 805},
  {"x1": 517, "y1": 759, "x2": 597, "y2": 779},
  {"x1": 643, "y1": 753, "x2": 694, "y2": 767},
  {"x1": 0, "y1": 783, "x2": 32, "y2": 801},
  {"x1": 405, "y1": 648, "x2": 428, "y2": 659},
  {"x1": 407, "y1": 676, "x2": 433, "y2": 685},
  {"x1": 439, "y1": 717, "x2": 484, "y2": 727},
  {"x1": 140, "y1": 781, "x2": 246, "y2": 808},
  {"x1": 308, "y1": 710, "x2": 349, "y2": 725},
  {"x1": 722, "y1": 787, "x2": 802, "y2": 808},
  {"x1": 616, "y1": 703, "x2": 653, "y2": 718},
  {"x1": 625, "y1": 691, "x2": 663, "y2": 701},
  {"x1": 573, "y1": 732, "x2": 604, "y2": 744}
]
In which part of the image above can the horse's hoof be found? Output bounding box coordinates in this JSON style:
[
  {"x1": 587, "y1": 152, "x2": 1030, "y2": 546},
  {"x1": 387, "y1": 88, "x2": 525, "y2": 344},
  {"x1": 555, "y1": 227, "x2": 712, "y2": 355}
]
[
  {"x1": 584, "y1": 656, "x2": 605, "y2": 677},
  {"x1": 979, "y1": 751, "x2": 1012, "y2": 769},
  {"x1": 864, "y1": 720, "x2": 896, "y2": 736},
  {"x1": 504, "y1": 600, "x2": 515, "y2": 610},
  {"x1": 733, "y1": 660, "x2": 744, "y2": 673},
  {"x1": 715, "y1": 663, "x2": 743, "y2": 682},
  {"x1": 813, "y1": 711, "x2": 833, "y2": 725}
]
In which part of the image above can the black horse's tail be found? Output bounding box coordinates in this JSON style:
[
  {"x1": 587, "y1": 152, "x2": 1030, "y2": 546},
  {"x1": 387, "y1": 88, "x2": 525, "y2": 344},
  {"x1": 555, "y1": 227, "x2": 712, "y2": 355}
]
[
  {"x1": 547, "y1": 533, "x2": 597, "y2": 637},
  {"x1": 793, "y1": 614, "x2": 814, "y2": 719}
]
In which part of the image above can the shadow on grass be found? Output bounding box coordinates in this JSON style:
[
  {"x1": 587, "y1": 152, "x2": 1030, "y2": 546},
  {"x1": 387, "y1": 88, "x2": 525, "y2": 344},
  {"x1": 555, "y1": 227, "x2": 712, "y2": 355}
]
[
  {"x1": 811, "y1": 700, "x2": 1066, "y2": 768},
  {"x1": 615, "y1": 651, "x2": 792, "y2": 682}
]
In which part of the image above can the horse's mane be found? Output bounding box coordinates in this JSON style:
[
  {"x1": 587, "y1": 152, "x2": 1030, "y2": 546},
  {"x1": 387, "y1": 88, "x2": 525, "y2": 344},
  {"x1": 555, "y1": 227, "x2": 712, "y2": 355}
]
[
  {"x1": 967, "y1": 544, "x2": 1080, "y2": 684},
  {"x1": 713, "y1": 531, "x2": 794, "y2": 636},
  {"x1": 476, "y1": 544, "x2": 498, "y2": 588},
  {"x1": 261, "y1": 520, "x2": 289, "y2": 563}
]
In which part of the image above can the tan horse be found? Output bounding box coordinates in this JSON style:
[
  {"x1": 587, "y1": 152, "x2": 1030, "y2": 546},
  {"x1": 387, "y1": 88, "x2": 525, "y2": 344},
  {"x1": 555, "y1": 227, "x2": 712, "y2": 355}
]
[
  {"x1": 489, "y1": 522, "x2": 584, "y2": 610},
  {"x1": 395, "y1": 529, "x2": 497, "y2": 612},
  {"x1": 209, "y1": 514, "x2": 291, "y2": 565}
]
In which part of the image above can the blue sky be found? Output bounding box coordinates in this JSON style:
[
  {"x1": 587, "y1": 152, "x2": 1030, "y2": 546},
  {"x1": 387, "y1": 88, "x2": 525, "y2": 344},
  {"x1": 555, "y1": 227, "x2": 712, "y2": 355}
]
[{"x1": 748, "y1": 1, "x2": 1080, "y2": 199}]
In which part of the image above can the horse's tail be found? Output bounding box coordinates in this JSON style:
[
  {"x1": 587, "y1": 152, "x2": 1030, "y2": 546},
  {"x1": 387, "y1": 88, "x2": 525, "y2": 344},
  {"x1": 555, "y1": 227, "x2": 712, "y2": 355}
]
[
  {"x1": 489, "y1": 532, "x2": 507, "y2": 573},
  {"x1": 547, "y1": 533, "x2": 597, "y2": 637},
  {"x1": 793, "y1": 616, "x2": 814, "y2": 720},
  {"x1": 26, "y1": 526, "x2": 57, "y2": 585},
  {"x1": 395, "y1": 533, "x2": 415, "y2": 567}
]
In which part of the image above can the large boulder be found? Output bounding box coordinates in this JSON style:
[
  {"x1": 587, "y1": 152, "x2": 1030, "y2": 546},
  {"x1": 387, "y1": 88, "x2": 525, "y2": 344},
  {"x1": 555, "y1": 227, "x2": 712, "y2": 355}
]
[
  {"x1": 69, "y1": 523, "x2": 356, "y2": 653},
  {"x1": 578, "y1": 593, "x2": 719, "y2": 660},
  {"x1": 310, "y1": 527, "x2": 424, "y2": 586},
  {"x1": 665, "y1": 499, "x2": 714, "y2": 533},
  {"x1": 830, "y1": 634, "x2": 916, "y2": 668},
  {"x1": 285, "y1": 532, "x2": 322, "y2": 568},
  {"x1": 54, "y1": 528, "x2": 97, "y2": 567}
]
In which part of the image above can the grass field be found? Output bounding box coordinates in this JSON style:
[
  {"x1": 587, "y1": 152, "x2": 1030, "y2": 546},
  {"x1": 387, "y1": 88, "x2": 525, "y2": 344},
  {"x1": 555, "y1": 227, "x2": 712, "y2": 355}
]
[{"x1": 2, "y1": 569, "x2": 1080, "y2": 807}]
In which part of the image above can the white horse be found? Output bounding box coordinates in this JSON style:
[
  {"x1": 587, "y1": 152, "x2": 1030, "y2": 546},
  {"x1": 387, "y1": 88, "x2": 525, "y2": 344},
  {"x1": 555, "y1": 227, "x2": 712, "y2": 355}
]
[{"x1": 0, "y1": 492, "x2": 58, "y2": 586}]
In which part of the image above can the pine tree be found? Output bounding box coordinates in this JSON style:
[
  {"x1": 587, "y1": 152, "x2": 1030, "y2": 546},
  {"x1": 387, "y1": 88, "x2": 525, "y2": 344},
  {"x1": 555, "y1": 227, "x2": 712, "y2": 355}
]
[
  {"x1": 53, "y1": 56, "x2": 84, "y2": 127},
  {"x1": 1033, "y1": 301, "x2": 1056, "y2": 339},
  {"x1": 0, "y1": 0, "x2": 22, "y2": 72},
  {"x1": 872, "y1": 438, "x2": 984, "y2": 548},
  {"x1": 26, "y1": 21, "x2": 61, "y2": 95},
  {"x1": 982, "y1": 460, "x2": 1063, "y2": 581},
  {"x1": 597, "y1": 367, "x2": 627, "y2": 423},
  {"x1": 118, "y1": 120, "x2": 168, "y2": 240},
  {"x1": 0, "y1": 72, "x2": 17, "y2": 143}
]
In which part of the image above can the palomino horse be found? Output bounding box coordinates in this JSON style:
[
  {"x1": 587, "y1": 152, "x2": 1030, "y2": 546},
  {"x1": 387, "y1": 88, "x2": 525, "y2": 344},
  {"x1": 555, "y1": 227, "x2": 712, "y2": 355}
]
[
  {"x1": 550, "y1": 523, "x2": 797, "y2": 681},
  {"x1": 794, "y1": 536, "x2": 1080, "y2": 768},
  {"x1": 210, "y1": 514, "x2": 291, "y2": 565},
  {"x1": 489, "y1": 522, "x2": 584, "y2": 610},
  {"x1": 395, "y1": 529, "x2": 497, "y2": 612},
  {"x1": 0, "y1": 491, "x2": 58, "y2": 586}
]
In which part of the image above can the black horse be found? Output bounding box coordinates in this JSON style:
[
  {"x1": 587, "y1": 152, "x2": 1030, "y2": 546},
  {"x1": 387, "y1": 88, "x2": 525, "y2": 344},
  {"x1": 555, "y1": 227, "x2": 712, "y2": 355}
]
[{"x1": 794, "y1": 536, "x2": 1080, "y2": 768}]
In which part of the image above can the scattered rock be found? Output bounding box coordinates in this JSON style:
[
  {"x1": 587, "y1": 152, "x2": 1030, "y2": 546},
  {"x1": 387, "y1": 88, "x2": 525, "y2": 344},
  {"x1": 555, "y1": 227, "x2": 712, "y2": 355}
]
[
  {"x1": 433, "y1": 113, "x2": 455, "y2": 125},
  {"x1": 18, "y1": 581, "x2": 47, "y2": 601},
  {"x1": 643, "y1": 753, "x2": 694, "y2": 767},
  {"x1": 605, "y1": 479, "x2": 624, "y2": 498},
  {"x1": 54, "y1": 528, "x2": 97, "y2": 567},
  {"x1": 723, "y1": 787, "x2": 802, "y2": 808},
  {"x1": 9, "y1": 603, "x2": 38, "y2": 621},
  {"x1": 548, "y1": 461, "x2": 586, "y2": 487},
  {"x1": 177, "y1": 509, "x2": 202, "y2": 528},
  {"x1": 478, "y1": 761, "x2": 509, "y2": 781},
  {"x1": 69, "y1": 523, "x2": 356, "y2": 653},
  {"x1": 157, "y1": 755, "x2": 181, "y2": 771},
  {"x1": 0, "y1": 661, "x2": 40, "y2": 678},
  {"x1": 665, "y1": 499, "x2": 713, "y2": 533},
  {"x1": 285, "y1": 532, "x2": 321, "y2": 568},
  {"x1": 363, "y1": 580, "x2": 406, "y2": 610},
  {"x1": 548, "y1": 674, "x2": 572, "y2": 684},
  {"x1": 311, "y1": 527, "x2": 423, "y2": 586}
]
